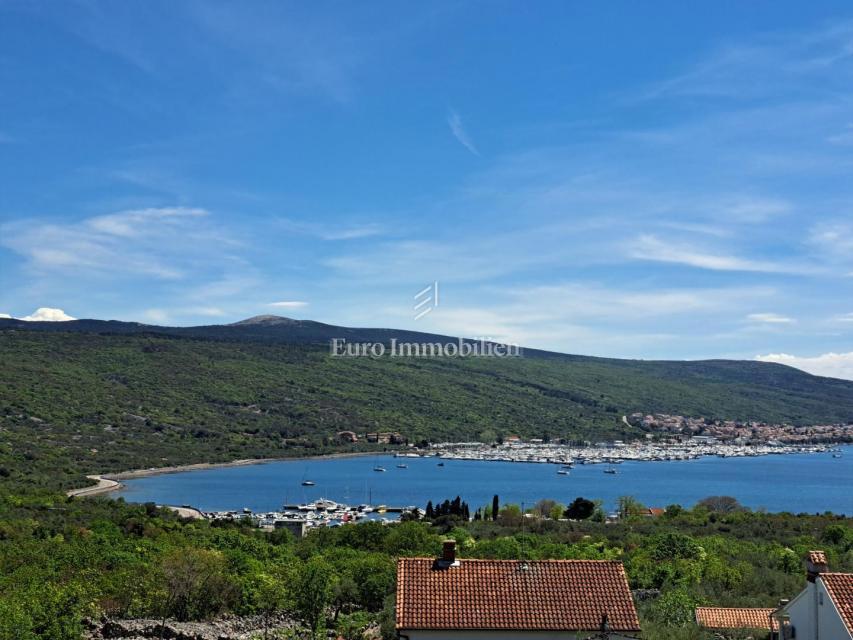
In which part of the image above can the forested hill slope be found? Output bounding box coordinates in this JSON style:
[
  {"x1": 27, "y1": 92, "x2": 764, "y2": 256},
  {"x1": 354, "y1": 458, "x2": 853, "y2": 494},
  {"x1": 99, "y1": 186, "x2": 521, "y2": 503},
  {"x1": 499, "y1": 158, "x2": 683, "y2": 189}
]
[{"x1": 2, "y1": 322, "x2": 853, "y2": 489}]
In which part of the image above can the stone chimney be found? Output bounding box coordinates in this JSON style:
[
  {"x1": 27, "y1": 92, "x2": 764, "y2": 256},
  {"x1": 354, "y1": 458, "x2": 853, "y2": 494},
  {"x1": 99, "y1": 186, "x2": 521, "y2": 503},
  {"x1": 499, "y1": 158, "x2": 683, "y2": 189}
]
[
  {"x1": 805, "y1": 550, "x2": 828, "y2": 583},
  {"x1": 437, "y1": 539, "x2": 459, "y2": 568}
]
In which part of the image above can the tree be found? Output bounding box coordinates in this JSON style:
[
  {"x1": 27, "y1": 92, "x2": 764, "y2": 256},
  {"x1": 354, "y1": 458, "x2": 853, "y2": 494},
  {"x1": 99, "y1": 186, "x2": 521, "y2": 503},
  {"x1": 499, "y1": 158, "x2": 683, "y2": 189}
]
[
  {"x1": 0, "y1": 598, "x2": 35, "y2": 640},
  {"x1": 479, "y1": 429, "x2": 497, "y2": 443},
  {"x1": 533, "y1": 499, "x2": 558, "y2": 519},
  {"x1": 294, "y1": 556, "x2": 336, "y2": 638},
  {"x1": 492, "y1": 495, "x2": 499, "y2": 522},
  {"x1": 697, "y1": 496, "x2": 744, "y2": 514},
  {"x1": 251, "y1": 571, "x2": 290, "y2": 640},
  {"x1": 648, "y1": 587, "x2": 698, "y2": 626},
  {"x1": 564, "y1": 497, "x2": 596, "y2": 520},
  {"x1": 617, "y1": 495, "x2": 646, "y2": 519},
  {"x1": 498, "y1": 504, "x2": 522, "y2": 526},
  {"x1": 385, "y1": 522, "x2": 439, "y2": 556},
  {"x1": 548, "y1": 503, "x2": 564, "y2": 521},
  {"x1": 156, "y1": 548, "x2": 236, "y2": 638},
  {"x1": 336, "y1": 611, "x2": 371, "y2": 640},
  {"x1": 649, "y1": 533, "x2": 705, "y2": 562}
]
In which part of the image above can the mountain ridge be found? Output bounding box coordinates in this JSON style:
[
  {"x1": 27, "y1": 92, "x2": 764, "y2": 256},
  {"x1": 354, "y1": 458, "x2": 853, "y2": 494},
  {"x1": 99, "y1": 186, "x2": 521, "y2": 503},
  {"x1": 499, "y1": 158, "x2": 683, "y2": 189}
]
[
  {"x1": 2, "y1": 319, "x2": 853, "y2": 488},
  {"x1": 0, "y1": 315, "x2": 838, "y2": 379}
]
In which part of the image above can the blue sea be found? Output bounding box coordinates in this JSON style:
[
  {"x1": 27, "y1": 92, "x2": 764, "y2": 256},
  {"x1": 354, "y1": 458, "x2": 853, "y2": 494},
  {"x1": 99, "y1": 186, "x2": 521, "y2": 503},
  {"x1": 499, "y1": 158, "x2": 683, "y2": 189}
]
[{"x1": 115, "y1": 446, "x2": 853, "y2": 515}]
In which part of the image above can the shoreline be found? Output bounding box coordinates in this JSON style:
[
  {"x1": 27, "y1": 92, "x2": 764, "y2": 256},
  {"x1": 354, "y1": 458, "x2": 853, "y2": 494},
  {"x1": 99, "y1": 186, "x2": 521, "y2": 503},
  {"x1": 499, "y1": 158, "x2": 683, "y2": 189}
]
[
  {"x1": 66, "y1": 451, "x2": 383, "y2": 498},
  {"x1": 66, "y1": 475, "x2": 124, "y2": 498}
]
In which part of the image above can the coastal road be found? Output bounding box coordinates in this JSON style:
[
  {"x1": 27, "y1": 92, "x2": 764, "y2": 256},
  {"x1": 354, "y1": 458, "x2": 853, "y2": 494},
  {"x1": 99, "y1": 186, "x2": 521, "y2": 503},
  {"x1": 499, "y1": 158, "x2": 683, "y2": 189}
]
[{"x1": 66, "y1": 475, "x2": 122, "y2": 498}]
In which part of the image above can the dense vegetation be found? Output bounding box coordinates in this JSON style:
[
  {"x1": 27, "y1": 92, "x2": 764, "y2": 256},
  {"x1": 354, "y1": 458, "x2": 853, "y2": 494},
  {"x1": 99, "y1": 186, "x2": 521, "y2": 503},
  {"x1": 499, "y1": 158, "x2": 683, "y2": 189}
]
[
  {"x1": 1, "y1": 490, "x2": 851, "y2": 639},
  {"x1": 1, "y1": 324, "x2": 852, "y2": 638},
  {"x1": 3, "y1": 327, "x2": 853, "y2": 491}
]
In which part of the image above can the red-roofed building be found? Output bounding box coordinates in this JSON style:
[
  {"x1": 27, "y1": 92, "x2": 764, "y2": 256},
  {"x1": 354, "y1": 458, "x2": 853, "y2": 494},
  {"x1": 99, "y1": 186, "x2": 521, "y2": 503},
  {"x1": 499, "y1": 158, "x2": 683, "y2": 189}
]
[
  {"x1": 774, "y1": 551, "x2": 853, "y2": 640},
  {"x1": 695, "y1": 607, "x2": 777, "y2": 632},
  {"x1": 396, "y1": 540, "x2": 641, "y2": 639}
]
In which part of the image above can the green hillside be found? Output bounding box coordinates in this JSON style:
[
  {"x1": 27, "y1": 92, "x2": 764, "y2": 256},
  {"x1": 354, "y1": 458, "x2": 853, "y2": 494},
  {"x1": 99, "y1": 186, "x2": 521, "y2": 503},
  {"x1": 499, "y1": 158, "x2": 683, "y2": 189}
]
[{"x1": 2, "y1": 327, "x2": 853, "y2": 489}]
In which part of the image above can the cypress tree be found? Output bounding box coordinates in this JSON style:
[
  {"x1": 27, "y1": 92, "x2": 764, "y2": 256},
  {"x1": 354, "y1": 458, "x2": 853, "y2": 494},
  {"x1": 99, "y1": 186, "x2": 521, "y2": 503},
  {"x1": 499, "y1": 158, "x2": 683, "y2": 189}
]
[{"x1": 492, "y1": 494, "x2": 499, "y2": 521}]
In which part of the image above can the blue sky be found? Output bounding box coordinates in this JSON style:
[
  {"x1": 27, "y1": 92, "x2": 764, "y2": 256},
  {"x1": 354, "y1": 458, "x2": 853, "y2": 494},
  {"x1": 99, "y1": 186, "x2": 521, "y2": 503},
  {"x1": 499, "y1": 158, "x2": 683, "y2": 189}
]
[{"x1": 2, "y1": 2, "x2": 853, "y2": 377}]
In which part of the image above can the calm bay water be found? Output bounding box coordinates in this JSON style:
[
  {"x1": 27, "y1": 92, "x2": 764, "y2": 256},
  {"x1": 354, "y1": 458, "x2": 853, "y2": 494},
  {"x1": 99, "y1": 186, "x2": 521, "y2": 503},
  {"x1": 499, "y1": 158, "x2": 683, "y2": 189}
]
[{"x1": 115, "y1": 446, "x2": 853, "y2": 515}]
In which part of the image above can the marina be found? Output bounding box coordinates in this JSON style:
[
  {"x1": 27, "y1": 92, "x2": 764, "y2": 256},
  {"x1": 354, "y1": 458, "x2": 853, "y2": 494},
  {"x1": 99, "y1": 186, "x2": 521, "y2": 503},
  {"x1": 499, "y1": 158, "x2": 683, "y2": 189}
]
[
  {"x1": 425, "y1": 439, "x2": 837, "y2": 465},
  {"x1": 202, "y1": 497, "x2": 418, "y2": 532}
]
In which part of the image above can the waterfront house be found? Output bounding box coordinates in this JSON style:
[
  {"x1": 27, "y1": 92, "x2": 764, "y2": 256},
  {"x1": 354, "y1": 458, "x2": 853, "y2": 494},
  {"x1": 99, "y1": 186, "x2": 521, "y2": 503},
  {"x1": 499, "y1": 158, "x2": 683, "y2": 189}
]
[
  {"x1": 396, "y1": 540, "x2": 641, "y2": 639},
  {"x1": 773, "y1": 551, "x2": 853, "y2": 640},
  {"x1": 272, "y1": 519, "x2": 307, "y2": 538},
  {"x1": 695, "y1": 607, "x2": 777, "y2": 636},
  {"x1": 366, "y1": 431, "x2": 405, "y2": 444}
]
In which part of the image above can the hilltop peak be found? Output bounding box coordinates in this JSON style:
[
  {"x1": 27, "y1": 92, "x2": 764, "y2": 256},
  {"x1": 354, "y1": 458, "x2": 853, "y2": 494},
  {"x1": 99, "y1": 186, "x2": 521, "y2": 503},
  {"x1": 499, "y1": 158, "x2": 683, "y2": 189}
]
[{"x1": 229, "y1": 315, "x2": 299, "y2": 326}]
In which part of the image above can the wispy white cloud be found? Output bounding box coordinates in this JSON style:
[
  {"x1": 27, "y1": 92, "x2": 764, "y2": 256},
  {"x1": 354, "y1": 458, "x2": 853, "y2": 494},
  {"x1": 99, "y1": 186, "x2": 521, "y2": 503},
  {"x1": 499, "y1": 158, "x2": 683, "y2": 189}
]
[
  {"x1": 642, "y1": 21, "x2": 853, "y2": 101},
  {"x1": 87, "y1": 207, "x2": 208, "y2": 237},
  {"x1": 721, "y1": 197, "x2": 792, "y2": 223},
  {"x1": 756, "y1": 352, "x2": 853, "y2": 381},
  {"x1": 809, "y1": 221, "x2": 853, "y2": 258},
  {"x1": 747, "y1": 312, "x2": 795, "y2": 324},
  {"x1": 447, "y1": 109, "x2": 479, "y2": 156},
  {"x1": 268, "y1": 300, "x2": 308, "y2": 309},
  {"x1": 0, "y1": 313, "x2": 11, "y2": 319},
  {"x1": 1, "y1": 207, "x2": 225, "y2": 280},
  {"x1": 629, "y1": 234, "x2": 813, "y2": 274},
  {"x1": 277, "y1": 218, "x2": 385, "y2": 241},
  {"x1": 366, "y1": 281, "x2": 776, "y2": 356}
]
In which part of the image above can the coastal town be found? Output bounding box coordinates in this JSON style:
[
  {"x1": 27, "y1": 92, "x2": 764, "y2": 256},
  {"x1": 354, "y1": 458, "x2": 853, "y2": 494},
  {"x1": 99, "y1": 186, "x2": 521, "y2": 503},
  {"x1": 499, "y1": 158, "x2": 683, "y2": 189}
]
[{"x1": 626, "y1": 412, "x2": 853, "y2": 443}]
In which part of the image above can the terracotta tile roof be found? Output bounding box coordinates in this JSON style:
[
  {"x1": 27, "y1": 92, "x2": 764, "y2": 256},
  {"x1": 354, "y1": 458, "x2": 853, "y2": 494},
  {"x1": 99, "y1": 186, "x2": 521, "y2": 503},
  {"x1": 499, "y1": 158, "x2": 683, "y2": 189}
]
[
  {"x1": 809, "y1": 550, "x2": 828, "y2": 565},
  {"x1": 695, "y1": 607, "x2": 777, "y2": 631},
  {"x1": 822, "y1": 573, "x2": 853, "y2": 635},
  {"x1": 396, "y1": 558, "x2": 640, "y2": 632}
]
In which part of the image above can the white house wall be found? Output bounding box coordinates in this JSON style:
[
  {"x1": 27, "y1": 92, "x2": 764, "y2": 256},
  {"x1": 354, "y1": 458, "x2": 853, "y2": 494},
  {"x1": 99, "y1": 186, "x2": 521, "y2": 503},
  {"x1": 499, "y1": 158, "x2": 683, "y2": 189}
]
[
  {"x1": 783, "y1": 579, "x2": 853, "y2": 640},
  {"x1": 817, "y1": 579, "x2": 853, "y2": 640}
]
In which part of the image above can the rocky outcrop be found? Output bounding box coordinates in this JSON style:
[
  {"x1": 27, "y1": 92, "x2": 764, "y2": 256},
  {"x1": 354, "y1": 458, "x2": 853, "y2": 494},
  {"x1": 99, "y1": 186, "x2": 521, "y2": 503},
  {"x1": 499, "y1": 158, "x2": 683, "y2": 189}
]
[{"x1": 84, "y1": 614, "x2": 298, "y2": 640}]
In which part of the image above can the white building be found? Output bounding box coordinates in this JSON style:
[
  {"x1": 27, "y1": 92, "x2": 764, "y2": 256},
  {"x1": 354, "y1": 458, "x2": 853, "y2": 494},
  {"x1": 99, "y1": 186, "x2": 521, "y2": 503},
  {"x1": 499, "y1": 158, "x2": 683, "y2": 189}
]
[
  {"x1": 396, "y1": 540, "x2": 641, "y2": 639},
  {"x1": 775, "y1": 551, "x2": 853, "y2": 640}
]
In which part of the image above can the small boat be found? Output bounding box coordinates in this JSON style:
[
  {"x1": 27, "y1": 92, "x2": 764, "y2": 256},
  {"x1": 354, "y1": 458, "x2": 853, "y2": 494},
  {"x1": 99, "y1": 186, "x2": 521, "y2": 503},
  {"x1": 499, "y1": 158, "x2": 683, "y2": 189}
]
[
  {"x1": 302, "y1": 480, "x2": 316, "y2": 486},
  {"x1": 396, "y1": 464, "x2": 408, "y2": 468},
  {"x1": 604, "y1": 467, "x2": 617, "y2": 475},
  {"x1": 833, "y1": 453, "x2": 843, "y2": 458},
  {"x1": 437, "y1": 462, "x2": 445, "y2": 467},
  {"x1": 373, "y1": 466, "x2": 387, "y2": 472},
  {"x1": 557, "y1": 470, "x2": 569, "y2": 476}
]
